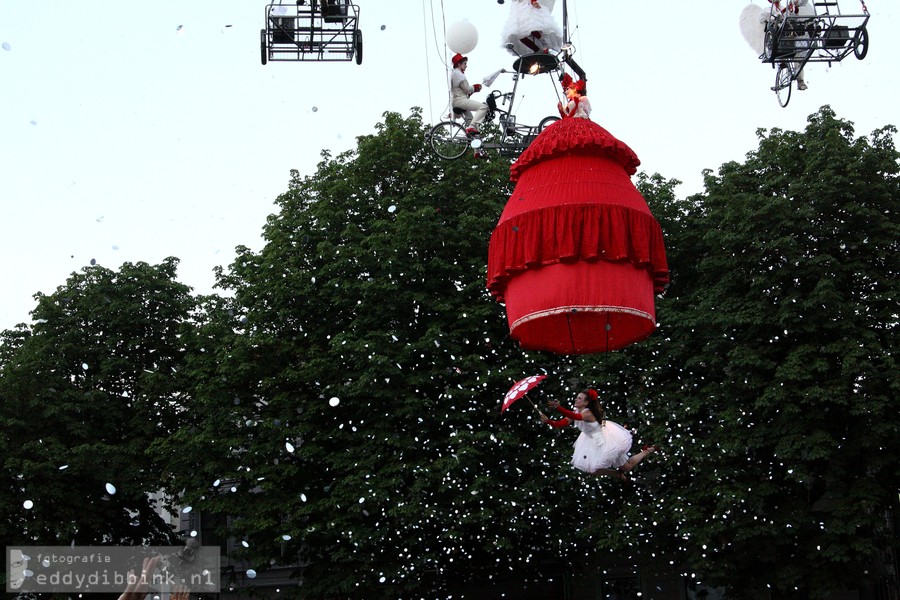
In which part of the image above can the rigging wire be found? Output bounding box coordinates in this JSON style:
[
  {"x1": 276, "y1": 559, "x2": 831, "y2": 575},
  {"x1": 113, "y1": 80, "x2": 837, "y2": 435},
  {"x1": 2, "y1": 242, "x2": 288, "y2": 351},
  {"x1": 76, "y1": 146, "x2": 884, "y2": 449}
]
[
  {"x1": 421, "y1": 0, "x2": 435, "y2": 123},
  {"x1": 424, "y1": 0, "x2": 454, "y2": 118}
]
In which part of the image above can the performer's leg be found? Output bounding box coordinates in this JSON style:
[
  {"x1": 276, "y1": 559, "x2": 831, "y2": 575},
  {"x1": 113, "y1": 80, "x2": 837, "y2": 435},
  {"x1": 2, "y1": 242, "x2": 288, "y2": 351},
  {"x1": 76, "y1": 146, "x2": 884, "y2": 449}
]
[{"x1": 619, "y1": 445, "x2": 658, "y2": 473}]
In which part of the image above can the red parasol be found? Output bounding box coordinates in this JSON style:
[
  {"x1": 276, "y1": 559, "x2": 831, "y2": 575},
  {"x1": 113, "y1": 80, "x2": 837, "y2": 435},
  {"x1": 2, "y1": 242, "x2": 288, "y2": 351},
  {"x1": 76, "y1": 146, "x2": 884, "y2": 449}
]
[{"x1": 501, "y1": 374, "x2": 547, "y2": 414}]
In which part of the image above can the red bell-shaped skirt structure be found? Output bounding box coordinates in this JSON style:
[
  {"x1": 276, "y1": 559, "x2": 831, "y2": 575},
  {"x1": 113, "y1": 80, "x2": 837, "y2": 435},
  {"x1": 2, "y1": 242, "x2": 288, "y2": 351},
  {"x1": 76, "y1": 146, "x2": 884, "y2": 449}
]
[{"x1": 486, "y1": 117, "x2": 669, "y2": 354}]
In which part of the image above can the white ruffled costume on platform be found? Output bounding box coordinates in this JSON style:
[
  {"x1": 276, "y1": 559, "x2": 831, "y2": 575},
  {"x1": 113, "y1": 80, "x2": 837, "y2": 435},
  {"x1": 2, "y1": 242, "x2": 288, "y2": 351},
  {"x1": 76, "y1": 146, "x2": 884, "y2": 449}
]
[
  {"x1": 571, "y1": 418, "x2": 633, "y2": 473},
  {"x1": 501, "y1": 0, "x2": 564, "y2": 57}
]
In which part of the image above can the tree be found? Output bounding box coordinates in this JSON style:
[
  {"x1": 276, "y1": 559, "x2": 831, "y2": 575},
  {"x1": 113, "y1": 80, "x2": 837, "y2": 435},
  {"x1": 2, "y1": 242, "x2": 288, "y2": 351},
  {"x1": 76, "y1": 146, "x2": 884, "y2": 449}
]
[
  {"x1": 154, "y1": 110, "x2": 622, "y2": 599},
  {"x1": 0, "y1": 258, "x2": 197, "y2": 554},
  {"x1": 644, "y1": 107, "x2": 900, "y2": 598}
]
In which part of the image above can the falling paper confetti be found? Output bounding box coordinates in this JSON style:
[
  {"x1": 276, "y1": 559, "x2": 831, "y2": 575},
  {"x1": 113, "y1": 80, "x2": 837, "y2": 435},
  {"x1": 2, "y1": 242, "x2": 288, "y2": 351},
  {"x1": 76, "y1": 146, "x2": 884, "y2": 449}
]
[
  {"x1": 246, "y1": 569, "x2": 257, "y2": 579},
  {"x1": 329, "y1": 397, "x2": 340, "y2": 407},
  {"x1": 285, "y1": 442, "x2": 295, "y2": 453},
  {"x1": 380, "y1": 25, "x2": 386, "y2": 31},
  {"x1": 241, "y1": 541, "x2": 249, "y2": 548},
  {"x1": 311, "y1": 106, "x2": 318, "y2": 112},
  {"x1": 388, "y1": 205, "x2": 397, "y2": 213},
  {"x1": 2, "y1": 42, "x2": 11, "y2": 51},
  {"x1": 105, "y1": 483, "x2": 116, "y2": 495},
  {"x1": 182, "y1": 506, "x2": 192, "y2": 514},
  {"x1": 281, "y1": 534, "x2": 292, "y2": 541},
  {"x1": 23, "y1": 500, "x2": 34, "y2": 510},
  {"x1": 59, "y1": 465, "x2": 68, "y2": 470}
]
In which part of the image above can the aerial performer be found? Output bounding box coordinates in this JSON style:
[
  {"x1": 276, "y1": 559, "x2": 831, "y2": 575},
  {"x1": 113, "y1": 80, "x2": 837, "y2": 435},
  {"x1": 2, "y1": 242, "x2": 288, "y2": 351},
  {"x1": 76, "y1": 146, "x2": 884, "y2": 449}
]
[
  {"x1": 740, "y1": 0, "x2": 814, "y2": 90},
  {"x1": 557, "y1": 74, "x2": 591, "y2": 119},
  {"x1": 502, "y1": 0, "x2": 564, "y2": 56},
  {"x1": 450, "y1": 53, "x2": 489, "y2": 135},
  {"x1": 541, "y1": 388, "x2": 658, "y2": 482}
]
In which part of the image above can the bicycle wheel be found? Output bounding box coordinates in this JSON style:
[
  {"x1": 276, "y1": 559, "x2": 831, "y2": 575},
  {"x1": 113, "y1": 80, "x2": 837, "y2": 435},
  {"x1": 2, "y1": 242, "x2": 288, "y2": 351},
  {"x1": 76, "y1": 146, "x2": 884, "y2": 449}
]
[
  {"x1": 538, "y1": 116, "x2": 560, "y2": 132},
  {"x1": 853, "y1": 27, "x2": 869, "y2": 60},
  {"x1": 429, "y1": 121, "x2": 470, "y2": 160},
  {"x1": 775, "y1": 64, "x2": 792, "y2": 108}
]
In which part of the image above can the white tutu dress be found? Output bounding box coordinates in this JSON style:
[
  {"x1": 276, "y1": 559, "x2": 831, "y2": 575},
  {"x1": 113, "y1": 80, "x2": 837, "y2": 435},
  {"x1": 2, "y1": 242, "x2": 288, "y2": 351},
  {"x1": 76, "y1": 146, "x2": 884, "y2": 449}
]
[
  {"x1": 501, "y1": 0, "x2": 564, "y2": 56},
  {"x1": 570, "y1": 419, "x2": 633, "y2": 473}
]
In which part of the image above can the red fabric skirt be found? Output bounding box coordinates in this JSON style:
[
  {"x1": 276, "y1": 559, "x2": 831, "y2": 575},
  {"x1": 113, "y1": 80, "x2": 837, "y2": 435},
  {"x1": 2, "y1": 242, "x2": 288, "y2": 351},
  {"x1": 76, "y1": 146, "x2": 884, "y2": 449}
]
[{"x1": 487, "y1": 118, "x2": 669, "y2": 354}]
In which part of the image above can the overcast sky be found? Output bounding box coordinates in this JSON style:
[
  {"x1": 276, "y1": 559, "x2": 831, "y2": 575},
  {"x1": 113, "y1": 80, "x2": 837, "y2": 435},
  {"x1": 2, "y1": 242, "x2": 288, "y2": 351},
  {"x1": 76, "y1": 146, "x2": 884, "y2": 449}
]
[{"x1": 1, "y1": 0, "x2": 897, "y2": 331}]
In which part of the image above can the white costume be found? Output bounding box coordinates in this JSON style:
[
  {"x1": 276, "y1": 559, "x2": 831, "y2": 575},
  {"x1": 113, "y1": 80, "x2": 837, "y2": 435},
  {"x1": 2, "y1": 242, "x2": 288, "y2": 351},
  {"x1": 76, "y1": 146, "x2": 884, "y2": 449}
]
[
  {"x1": 451, "y1": 67, "x2": 488, "y2": 127},
  {"x1": 570, "y1": 418, "x2": 633, "y2": 473},
  {"x1": 561, "y1": 96, "x2": 591, "y2": 119},
  {"x1": 501, "y1": 0, "x2": 564, "y2": 56},
  {"x1": 738, "y1": 1, "x2": 813, "y2": 89}
]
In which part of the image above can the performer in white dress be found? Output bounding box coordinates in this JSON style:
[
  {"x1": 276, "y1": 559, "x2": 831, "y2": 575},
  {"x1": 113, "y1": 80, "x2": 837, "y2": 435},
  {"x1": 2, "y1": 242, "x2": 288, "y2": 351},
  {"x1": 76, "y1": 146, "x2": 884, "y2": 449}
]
[
  {"x1": 501, "y1": 0, "x2": 564, "y2": 56},
  {"x1": 542, "y1": 389, "x2": 657, "y2": 482},
  {"x1": 558, "y1": 76, "x2": 591, "y2": 119}
]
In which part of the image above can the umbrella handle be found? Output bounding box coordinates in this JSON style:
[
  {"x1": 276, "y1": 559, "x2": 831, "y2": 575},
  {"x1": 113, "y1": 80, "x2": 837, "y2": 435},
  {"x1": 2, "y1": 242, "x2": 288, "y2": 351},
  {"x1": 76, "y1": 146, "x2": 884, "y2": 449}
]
[{"x1": 524, "y1": 394, "x2": 545, "y2": 416}]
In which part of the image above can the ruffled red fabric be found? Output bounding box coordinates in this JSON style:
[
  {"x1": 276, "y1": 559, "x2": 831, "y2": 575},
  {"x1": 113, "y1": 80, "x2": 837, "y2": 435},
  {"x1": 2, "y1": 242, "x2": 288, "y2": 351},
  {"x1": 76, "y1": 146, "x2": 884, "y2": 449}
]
[
  {"x1": 488, "y1": 144, "x2": 669, "y2": 302},
  {"x1": 510, "y1": 117, "x2": 641, "y2": 181},
  {"x1": 487, "y1": 202, "x2": 669, "y2": 302}
]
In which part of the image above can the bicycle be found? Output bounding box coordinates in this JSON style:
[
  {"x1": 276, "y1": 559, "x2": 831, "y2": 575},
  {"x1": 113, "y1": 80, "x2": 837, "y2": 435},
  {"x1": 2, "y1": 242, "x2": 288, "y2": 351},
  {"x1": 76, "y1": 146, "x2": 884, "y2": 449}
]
[{"x1": 428, "y1": 90, "x2": 560, "y2": 160}]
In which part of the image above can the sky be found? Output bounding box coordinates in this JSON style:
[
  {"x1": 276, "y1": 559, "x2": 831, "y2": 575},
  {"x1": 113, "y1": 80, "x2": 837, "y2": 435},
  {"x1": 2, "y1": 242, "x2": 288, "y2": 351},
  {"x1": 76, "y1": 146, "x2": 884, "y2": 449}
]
[{"x1": 1, "y1": 0, "x2": 897, "y2": 332}]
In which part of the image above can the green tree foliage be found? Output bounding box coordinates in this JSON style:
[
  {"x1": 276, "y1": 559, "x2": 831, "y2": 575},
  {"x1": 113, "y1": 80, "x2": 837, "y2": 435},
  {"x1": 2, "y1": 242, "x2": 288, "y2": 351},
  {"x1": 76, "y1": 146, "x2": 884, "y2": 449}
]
[
  {"x1": 154, "y1": 110, "x2": 608, "y2": 598},
  {"x1": 0, "y1": 258, "x2": 196, "y2": 551},
  {"x1": 645, "y1": 106, "x2": 899, "y2": 598},
  {"x1": 4, "y1": 106, "x2": 895, "y2": 600}
]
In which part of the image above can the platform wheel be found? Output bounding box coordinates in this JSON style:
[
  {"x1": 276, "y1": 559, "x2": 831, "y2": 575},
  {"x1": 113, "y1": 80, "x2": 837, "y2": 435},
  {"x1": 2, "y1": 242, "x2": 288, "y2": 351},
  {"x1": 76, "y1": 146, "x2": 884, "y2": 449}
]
[
  {"x1": 538, "y1": 116, "x2": 560, "y2": 132},
  {"x1": 853, "y1": 27, "x2": 869, "y2": 60},
  {"x1": 764, "y1": 28, "x2": 777, "y2": 61},
  {"x1": 354, "y1": 29, "x2": 363, "y2": 65},
  {"x1": 260, "y1": 29, "x2": 268, "y2": 65}
]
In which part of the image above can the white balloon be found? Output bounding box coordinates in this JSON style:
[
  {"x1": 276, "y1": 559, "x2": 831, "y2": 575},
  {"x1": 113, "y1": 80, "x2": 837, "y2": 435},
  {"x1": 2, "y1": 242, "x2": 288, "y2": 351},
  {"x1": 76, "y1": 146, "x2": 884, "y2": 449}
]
[{"x1": 446, "y1": 20, "x2": 478, "y2": 54}]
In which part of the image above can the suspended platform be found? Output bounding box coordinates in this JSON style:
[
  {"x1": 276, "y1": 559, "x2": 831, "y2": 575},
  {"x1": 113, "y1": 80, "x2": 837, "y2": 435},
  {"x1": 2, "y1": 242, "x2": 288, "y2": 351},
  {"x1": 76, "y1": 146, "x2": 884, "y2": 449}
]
[{"x1": 261, "y1": 0, "x2": 362, "y2": 65}]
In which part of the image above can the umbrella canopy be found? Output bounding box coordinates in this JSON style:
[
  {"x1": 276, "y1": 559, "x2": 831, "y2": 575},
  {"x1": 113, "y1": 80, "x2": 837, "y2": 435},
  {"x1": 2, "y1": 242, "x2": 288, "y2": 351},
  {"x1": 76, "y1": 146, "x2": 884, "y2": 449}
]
[{"x1": 501, "y1": 374, "x2": 547, "y2": 413}]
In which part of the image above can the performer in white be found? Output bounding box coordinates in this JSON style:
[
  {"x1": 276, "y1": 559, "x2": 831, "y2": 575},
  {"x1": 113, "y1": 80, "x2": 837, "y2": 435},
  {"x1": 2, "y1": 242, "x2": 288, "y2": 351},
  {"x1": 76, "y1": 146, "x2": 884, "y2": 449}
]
[
  {"x1": 450, "y1": 53, "x2": 488, "y2": 134},
  {"x1": 739, "y1": 1, "x2": 814, "y2": 90},
  {"x1": 558, "y1": 75, "x2": 591, "y2": 120},
  {"x1": 501, "y1": 0, "x2": 563, "y2": 56}
]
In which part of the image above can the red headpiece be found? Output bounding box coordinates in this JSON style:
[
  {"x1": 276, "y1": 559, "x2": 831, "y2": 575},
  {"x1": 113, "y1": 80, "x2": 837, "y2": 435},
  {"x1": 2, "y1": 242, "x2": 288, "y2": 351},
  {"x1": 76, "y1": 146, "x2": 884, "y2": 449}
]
[
  {"x1": 586, "y1": 389, "x2": 598, "y2": 402},
  {"x1": 573, "y1": 79, "x2": 586, "y2": 93},
  {"x1": 560, "y1": 73, "x2": 573, "y2": 91},
  {"x1": 452, "y1": 53, "x2": 466, "y2": 66}
]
